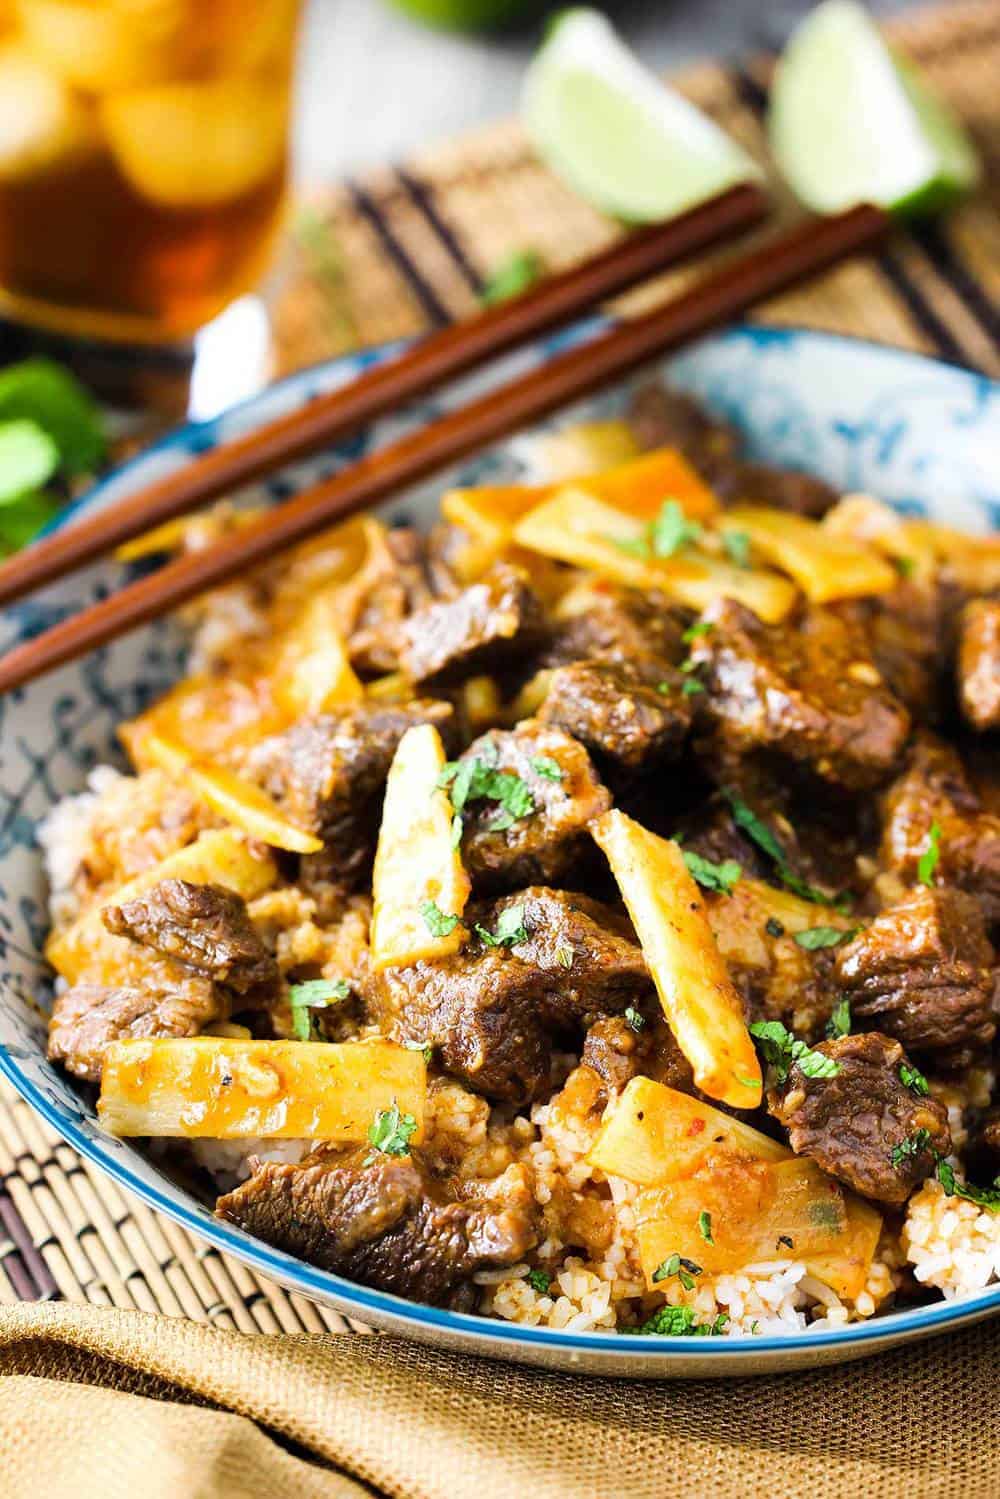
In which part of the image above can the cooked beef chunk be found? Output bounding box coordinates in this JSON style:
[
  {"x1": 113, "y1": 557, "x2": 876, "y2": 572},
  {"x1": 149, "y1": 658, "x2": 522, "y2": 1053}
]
[
  {"x1": 835, "y1": 887, "x2": 996, "y2": 1069},
  {"x1": 542, "y1": 586, "x2": 685, "y2": 671},
  {"x1": 880, "y1": 736, "x2": 1000, "y2": 925},
  {"x1": 365, "y1": 887, "x2": 652, "y2": 1101},
  {"x1": 346, "y1": 526, "x2": 443, "y2": 676},
  {"x1": 246, "y1": 700, "x2": 454, "y2": 892},
  {"x1": 832, "y1": 583, "x2": 945, "y2": 722},
  {"x1": 690, "y1": 599, "x2": 911, "y2": 790},
  {"x1": 626, "y1": 381, "x2": 740, "y2": 472},
  {"x1": 217, "y1": 1144, "x2": 537, "y2": 1308},
  {"x1": 710, "y1": 461, "x2": 838, "y2": 518},
  {"x1": 538, "y1": 658, "x2": 692, "y2": 770},
  {"x1": 102, "y1": 879, "x2": 278, "y2": 998},
  {"x1": 47, "y1": 971, "x2": 221, "y2": 1082},
  {"x1": 399, "y1": 563, "x2": 547, "y2": 687},
  {"x1": 957, "y1": 599, "x2": 1000, "y2": 732},
  {"x1": 768, "y1": 1032, "x2": 951, "y2": 1205},
  {"x1": 456, "y1": 721, "x2": 610, "y2": 893},
  {"x1": 582, "y1": 1012, "x2": 695, "y2": 1096}
]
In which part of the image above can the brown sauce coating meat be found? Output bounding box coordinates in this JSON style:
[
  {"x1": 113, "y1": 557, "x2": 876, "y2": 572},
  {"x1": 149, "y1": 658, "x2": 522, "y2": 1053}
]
[
  {"x1": 365, "y1": 887, "x2": 652, "y2": 1103},
  {"x1": 456, "y1": 721, "x2": 610, "y2": 893},
  {"x1": 399, "y1": 563, "x2": 547, "y2": 687},
  {"x1": 346, "y1": 526, "x2": 448, "y2": 676},
  {"x1": 880, "y1": 736, "x2": 1000, "y2": 926},
  {"x1": 690, "y1": 598, "x2": 911, "y2": 790},
  {"x1": 102, "y1": 879, "x2": 278, "y2": 998},
  {"x1": 246, "y1": 700, "x2": 454, "y2": 894},
  {"x1": 831, "y1": 583, "x2": 945, "y2": 723},
  {"x1": 957, "y1": 599, "x2": 1000, "y2": 732},
  {"x1": 768, "y1": 1032, "x2": 951, "y2": 1205},
  {"x1": 47, "y1": 971, "x2": 221, "y2": 1082},
  {"x1": 217, "y1": 1144, "x2": 537, "y2": 1308},
  {"x1": 542, "y1": 586, "x2": 685, "y2": 671},
  {"x1": 538, "y1": 658, "x2": 692, "y2": 770},
  {"x1": 836, "y1": 886, "x2": 996, "y2": 1070},
  {"x1": 709, "y1": 460, "x2": 839, "y2": 519},
  {"x1": 582, "y1": 1013, "x2": 695, "y2": 1097}
]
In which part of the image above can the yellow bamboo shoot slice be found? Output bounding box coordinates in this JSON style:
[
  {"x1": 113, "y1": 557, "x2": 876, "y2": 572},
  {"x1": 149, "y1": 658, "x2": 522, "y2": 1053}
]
[
  {"x1": 799, "y1": 1191, "x2": 884, "y2": 1302},
  {"x1": 822, "y1": 494, "x2": 938, "y2": 585},
  {"x1": 513, "y1": 489, "x2": 796, "y2": 622},
  {"x1": 272, "y1": 592, "x2": 364, "y2": 719},
  {"x1": 47, "y1": 829, "x2": 277, "y2": 983},
  {"x1": 899, "y1": 519, "x2": 1000, "y2": 594},
  {"x1": 707, "y1": 877, "x2": 854, "y2": 974},
  {"x1": 98, "y1": 1037, "x2": 425, "y2": 1140},
  {"x1": 140, "y1": 731, "x2": 322, "y2": 855},
  {"x1": 370, "y1": 723, "x2": 470, "y2": 972},
  {"x1": 588, "y1": 1077, "x2": 786, "y2": 1187},
  {"x1": 592, "y1": 810, "x2": 762, "y2": 1109},
  {"x1": 726, "y1": 505, "x2": 898, "y2": 602}
]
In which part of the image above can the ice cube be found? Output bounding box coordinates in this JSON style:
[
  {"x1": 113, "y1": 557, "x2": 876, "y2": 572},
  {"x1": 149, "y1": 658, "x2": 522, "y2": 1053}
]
[
  {"x1": 18, "y1": 0, "x2": 191, "y2": 93},
  {"x1": 0, "y1": 43, "x2": 100, "y2": 180},
  {"x1": 100, "y1": 76, "x2": 287, "y2": 209}
]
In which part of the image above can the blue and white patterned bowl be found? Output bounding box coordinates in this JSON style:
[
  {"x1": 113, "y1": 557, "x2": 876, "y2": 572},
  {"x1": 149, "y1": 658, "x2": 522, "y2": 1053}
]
[{"x1": 1, "y1": 325, "x2": 999, "y2": 1377}]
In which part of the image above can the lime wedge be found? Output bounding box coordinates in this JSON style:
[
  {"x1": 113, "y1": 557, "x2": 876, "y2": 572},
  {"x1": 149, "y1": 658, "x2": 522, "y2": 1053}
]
[
  {"x1": 769, "y1": 0, "x2": 979, "y2": 217},
  {"x1": 521, "y1": 9, "x2": 761, "y2": 223}
]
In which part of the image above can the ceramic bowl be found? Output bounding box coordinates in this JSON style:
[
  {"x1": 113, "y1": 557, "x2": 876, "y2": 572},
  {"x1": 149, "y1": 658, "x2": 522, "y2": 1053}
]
[{"x1": 2, "y1": 325, "x2": 998, "y2": 1377}]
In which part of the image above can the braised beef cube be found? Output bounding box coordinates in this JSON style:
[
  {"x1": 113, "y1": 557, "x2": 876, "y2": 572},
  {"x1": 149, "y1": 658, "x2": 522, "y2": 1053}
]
[
  {"x1": 626, "y1": 381, "x2": 740, "y2": 471},
  {"x1": 102, "y1": 879, "x2": 278, "y2": 998},
  {"x1": 538, "y1": 659, "x2": 692, "y2": 770},
  {"x1": 691, "y1": 599, "x2": 911, "y2": 790},
  {"x1": 455, "y1": 721, "x2": 610, "y2": 892},
  {"x1": 347, "y1": 526, "x2": 441, "y2": 676},
  {"x1": 832, "y1": 583, "x2": 945, "y2": 722},
  {"x1": 47, "y1": 971, "x2": 221, "y2": 1082},
  {"x1": 246, "y1": 700, "x2": 454, "y2": 892},
  {"x1": 958, "y1": 599, "x2": 1000, "y2": 732},
  {"x1": 582, "y1": 1012, "x2": 695, "y2": 1097},
  {"x1": 366, "y1": 887, "x2": 651, "y2": 1102},
  {"x1": 835, "y1": 886, "x2": 996, "y2": 1069},
  {"x1": 399, "y1": 563, "x2": 546, "y2": 687},
  {"x1": 217, "y1": 1144, "x2": 537, "y2": 1308},
  {"x1": 543, "y1": 586, "x2": 685, "y2": 671},
  {"x1": 710, "y1": 460, "x2": 838, "y2": 518},
  {"x1": 768, "y1": 1032, "x2": 951, "y2": 1205},
  {"x1": 881, "y1": 736, "x2": 1000, "y2": 926}
]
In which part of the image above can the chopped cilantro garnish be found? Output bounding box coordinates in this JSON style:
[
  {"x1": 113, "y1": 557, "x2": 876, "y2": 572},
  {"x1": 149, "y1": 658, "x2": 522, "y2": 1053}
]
[
  {"x1": 526, "y1": 1268, "x2": 552, "y2": 1294},
  {"x1": 439, "y1": 752, "x2": 536, "y2": 836},
  {"x1": 624, "y1": 1006, "x2": 645, "y2": 1033},
  {"x1": 366, "y1": 1100, "x2": 417, "y2": 1162},
  {"x1": 655, "y1": 680, "x2": 673, "y2": 695},
  {"x1": 795, "y1": 925, "x2": 858, "y2": 951},
  {"x1": 651, "y1": 1254, "x2": 703, "y2": 1291},
  {"x1": 476, "y1": 903, "x2": 528, "y2": 948},
  {"x1": 722, "y1": 788, "x2": 850, "y2": 909},
  {"x1": 480, "y1": 248, "x2": 544, "y2": 306},
  {"x1": 288, "y1": 978, "x2": 351, "y2": 1041},
  {"x1": 681, "y1": 619, "x2": 713, "y2": 644},
  {"x1": 421, "y1": 900, "x2": 462, "y2": 939},
  {"x1": 896, "y1": 556, "x2": 916, "y2": 579},
  {"x1": 749, "y1": 1020, "x2": 841, "y2": 1085},
  {"x1": 899, "y1": 1062, "x2": 930, "y2": 1097},
  {"x1": 825, "y1": 998, "x2": 852, "y2": 1040},
  {"x1": 936, "y1": 1160, "x2": 1000, "y2": 1211},
  {"x1": 530, "y1": 756, "x2": 564, "y2": 781},
  {"x1": 404, "y1": 1039, "x2": 434, "y2": 1065},
  {"x1": 698, "y1": 1210, "x2": 714, "y2": 1245},
  {"x1": 612, "y1": 499, "x2": 702, "y2": 562},
  {"x1": 681, "y1": 678, "x2": 705, "y2": 697},
  {"x1": 721, "y1": 529, "x2": 751, "y2": 568},
  {"x1": 555, "y1": 944, "x2": 574, "y2": 969},
  {"x1": 890, "y1": 1128, "x2": 933, "y2": 1168},
  {"x1": 765, "y1": 917, "x2": 785, "y2": 938},
  {"x1": 637, "y1": 1307, "x2": 728, "y2": 1337},
  {"x1": 682, "y1": 849, "x2": 741, "y2": 895},
  {"x1": 917, "y1": 820, "x2": 942, "y2": 887}
]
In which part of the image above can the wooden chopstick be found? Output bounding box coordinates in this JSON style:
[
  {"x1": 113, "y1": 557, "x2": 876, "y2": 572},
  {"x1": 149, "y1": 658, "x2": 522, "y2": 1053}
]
[
  {"x1": 0, "y1": 183, "x2": 769, "y2": 608},
  {"x1": 0, "y1": 203, "x2": 890, "y2": 695}
]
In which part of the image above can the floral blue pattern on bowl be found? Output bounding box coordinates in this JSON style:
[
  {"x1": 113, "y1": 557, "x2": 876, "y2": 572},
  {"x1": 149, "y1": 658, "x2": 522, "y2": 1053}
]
[{"x1": 1, "y1": 325, "x2": 998, "y2": 1377}]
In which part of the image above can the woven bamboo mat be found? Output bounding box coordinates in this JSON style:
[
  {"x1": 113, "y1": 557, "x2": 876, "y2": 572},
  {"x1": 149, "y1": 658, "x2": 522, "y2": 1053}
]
[{"x1": 1, "y1": 0, "x2": 998, "y2": 1329}]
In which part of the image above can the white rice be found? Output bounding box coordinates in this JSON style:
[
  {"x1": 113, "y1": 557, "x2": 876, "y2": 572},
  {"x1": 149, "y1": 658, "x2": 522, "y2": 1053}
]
[
  {"x1": 903, "y1": 1176, "x2": 1000, "y2": 1297},
  {"x1": 36, "y1": 764, "x2": 126, "y2": 927},
  {"x1": 189, "y1": 1136, "x2": 311, "y2": 1190}
]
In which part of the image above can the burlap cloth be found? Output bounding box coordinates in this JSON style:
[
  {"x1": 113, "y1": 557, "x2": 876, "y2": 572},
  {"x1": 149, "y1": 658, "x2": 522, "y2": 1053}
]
[{"x1": 1, "y1": 1300, "x2": 998, "y2": 1498}]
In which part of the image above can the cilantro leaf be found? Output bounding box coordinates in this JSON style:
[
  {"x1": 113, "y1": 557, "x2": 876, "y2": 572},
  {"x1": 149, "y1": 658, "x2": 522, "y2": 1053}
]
[
  {"x1": 722, "y1": 529, "x2": 751, "y2": 568},
  {"x1": 749, "y1": 1019, "x2": 841, "y2": 1084},
  {"x1": 682, "y1": 849, "x2": 741, "y2": 895},
  {"x1": 681, "y1": 678, "x2": 705, "y2": 697},
  {"x1": 366, "y1": 1100, "x2": 417, "y2": 1161},
  {"x1": 936, "y1": 1160, "x2": 1000, "y2": 1211},
  {"x1": 288, "y1": 978, "x2": 351, "y2": 1041},
  {"x1": 421, "y1": 900, "x2": 462, "y2": 938},
  {"x1": 440, "y1": 754, "x2": 536, "y2": 836},
  {"x1": 825, "y1": 998, "x2": 852, "y2": 1040},
  {"x1": 681, "y1": 619, "x2": 713, "y2": 644},
  {"x1": 651, "y1": 499, "x2": 702, "y2": 558},
  {"x1": 480, "y1": 249, "x2": 544, "y2": 306},
  {"x1": 475, "y1": 903, "x2": 528, "y2": 948},
  {"x1": 637, "y1": 1306, "x2": 728, "y2": 1337},
  {"x1": 896, "y1": 556, "x2": 916, "y2": 579},
  {"x1": 795, "y1": 926, "x2": 857, "y2": 951},
  {"x1": 698, "y1": 1209, "x2": 714, "y2": 1245},
  {"x1": 890, "y1": 1128, "x2": 933, "y2": 1168},
  {"x1": 0, "y1": 358, "x2": 105, "y2": 476},
  {"x1": 917, "y1": 821, "x2": 942, "y2": 887},
  {"x1": 0, "y1": 420, "x2": 59, "y2": 506},
  {"x1": 899, "y1": 1062, "x2": 930, "y2": 1097},
  {"x1": 624, "y1": 1006, "x2": 645, "y2": 1033},
  {"x1": 404, "y1": 1039, "x2": 434, "y2": 1065},
  {"x1": 530, "y1": 756, "x2": 564, "y2": 781},
  {"x1": 526, "y1": 1268, "x2": 552, "y2": 1294},
  {"x1": 722, "y1": 788, "x2": 850, "y2": 909}
]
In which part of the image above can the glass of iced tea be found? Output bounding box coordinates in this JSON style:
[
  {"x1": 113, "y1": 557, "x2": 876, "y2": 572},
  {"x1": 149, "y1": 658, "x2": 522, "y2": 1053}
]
[{"x1": 0, "y1": 0, "x2": 300, "y2": 346}]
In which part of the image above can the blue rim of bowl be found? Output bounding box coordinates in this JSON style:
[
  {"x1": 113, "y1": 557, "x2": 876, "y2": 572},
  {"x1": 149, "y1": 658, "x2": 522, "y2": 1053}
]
[{"x1": 6, "y1": 321, "x2": 999, "y2": 1361}]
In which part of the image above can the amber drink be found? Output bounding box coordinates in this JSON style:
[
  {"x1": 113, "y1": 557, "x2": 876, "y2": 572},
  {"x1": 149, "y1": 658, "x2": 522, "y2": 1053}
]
[{"x1": 0, "y1": 0, "x2": 300, "y2": 344}]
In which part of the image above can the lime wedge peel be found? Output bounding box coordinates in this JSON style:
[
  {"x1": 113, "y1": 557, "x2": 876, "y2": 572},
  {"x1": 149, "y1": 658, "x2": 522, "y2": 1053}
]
[
  {"x1": 521, "y1": 8, "x2": 763, "y2": 224},
  {"x1": 768, "y1": 0, "x2": 979, "y2": 217}
]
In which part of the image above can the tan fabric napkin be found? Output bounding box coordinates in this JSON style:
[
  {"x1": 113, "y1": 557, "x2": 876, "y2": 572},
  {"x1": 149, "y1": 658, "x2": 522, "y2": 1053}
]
[{"x1": 1, "y1": 1302, "x2": 999, "y2": 1498}]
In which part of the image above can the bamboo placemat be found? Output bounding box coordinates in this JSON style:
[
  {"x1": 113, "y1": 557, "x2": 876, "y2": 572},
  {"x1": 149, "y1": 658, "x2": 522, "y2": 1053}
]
[{"x1": 1, "y1": 0, "x2": 998, "y2": 1328}]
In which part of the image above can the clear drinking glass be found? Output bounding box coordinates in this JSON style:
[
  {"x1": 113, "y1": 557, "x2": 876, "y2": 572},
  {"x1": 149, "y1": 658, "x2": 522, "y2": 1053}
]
[{"x1": 0, "y1": 0, "x2": 301, "y2": 346}]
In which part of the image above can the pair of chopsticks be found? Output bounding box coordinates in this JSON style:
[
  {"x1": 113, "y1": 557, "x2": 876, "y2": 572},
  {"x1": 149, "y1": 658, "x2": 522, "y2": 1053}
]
[{"x1": 0, "y1": 188, "x2": 891, "y2": 695}]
